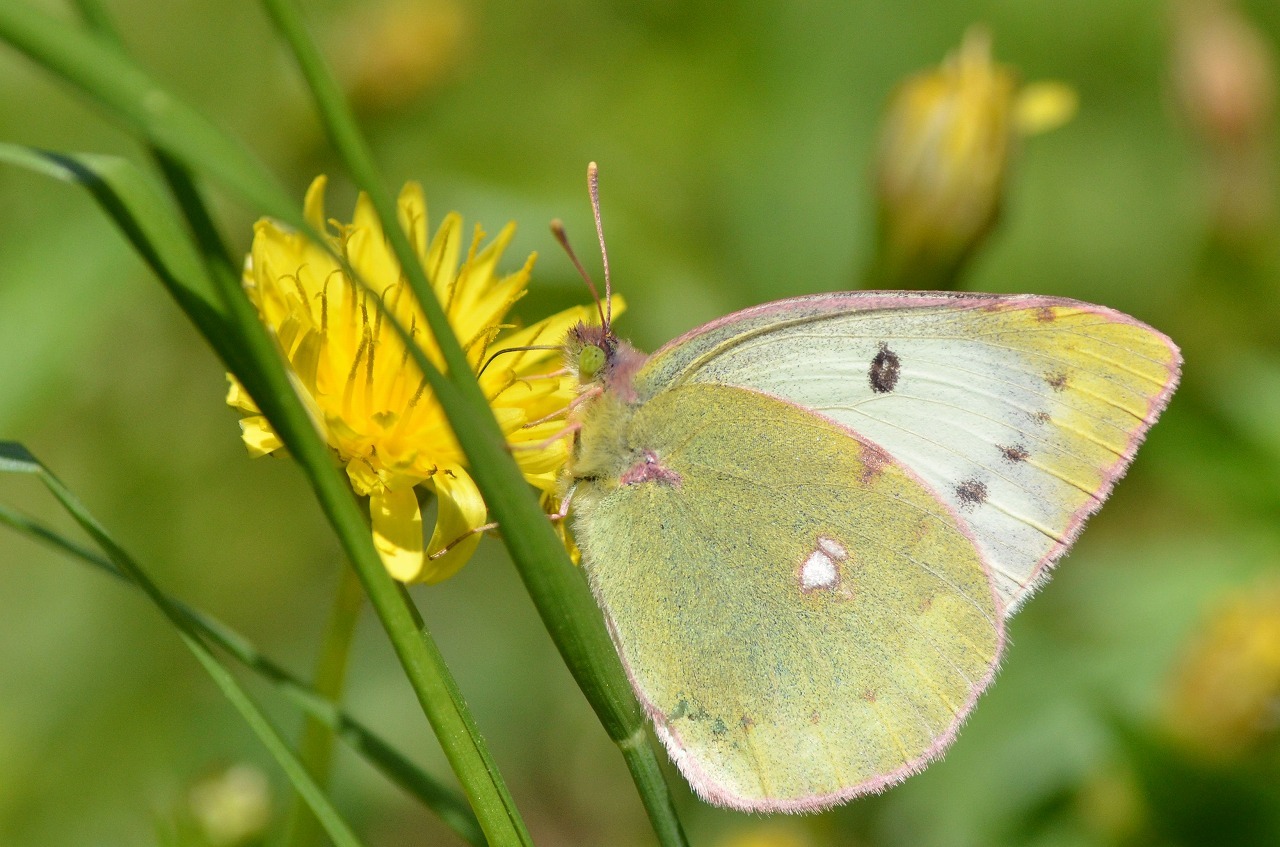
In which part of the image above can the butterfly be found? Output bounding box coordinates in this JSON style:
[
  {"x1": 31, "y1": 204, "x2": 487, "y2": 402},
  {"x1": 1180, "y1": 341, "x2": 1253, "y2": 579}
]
[{"x1": 555, "y1": 164, "x2": 1181, "y2": 813}]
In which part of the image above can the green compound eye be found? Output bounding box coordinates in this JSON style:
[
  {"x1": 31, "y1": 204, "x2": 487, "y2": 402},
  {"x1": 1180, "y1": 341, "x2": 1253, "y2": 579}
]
[{"x1": 579, "y1": 344, "x2": 607, "y2": 381}]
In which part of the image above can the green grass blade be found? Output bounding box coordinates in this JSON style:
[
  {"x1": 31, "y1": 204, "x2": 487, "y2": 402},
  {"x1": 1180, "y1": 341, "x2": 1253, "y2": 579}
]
[
  {"x1": 0, "y1": 504, "x2": 487, "y2": 846},
  {"x1": 0, "y1": 2, "x2": 302, "y2": 228},
  {"x1": 0, "y1": 142, "x2": 283, "y2": 448},
  {"x1": 0, "y1": 144, "x2": 233, "y2": 352},
  {"x1": 280, "y1": 566, "x2": 365, "y2": 847},
  {"x1": 67, "y1": 0, "x2": 117, "y2": 39},
  {"x1": 257, "y1": 2, "x2": 688, "y2": 843},
  {"x1": 0, "y1": 444, "x2": 367, "y2": 847}
]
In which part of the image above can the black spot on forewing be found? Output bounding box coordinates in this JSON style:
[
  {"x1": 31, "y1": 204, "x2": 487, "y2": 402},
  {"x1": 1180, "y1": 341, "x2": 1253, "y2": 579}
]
[
  {"x1": 1046, "y1": 372, "x2": 1069, "y2": 392},
  {"x1": 999, "y1": 444, "x2": 1029, "y2": 462},
  {"x1": 868, "y1": 343, "x2": 901, "y2": 393},
  {"x1": 955, "y1": 479, "x2": 988, "y2": 510}
]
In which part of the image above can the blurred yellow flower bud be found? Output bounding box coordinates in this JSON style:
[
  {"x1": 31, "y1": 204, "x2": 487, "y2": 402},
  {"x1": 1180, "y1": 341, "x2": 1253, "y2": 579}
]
[
  {"x1": 1164, "y1": 580, "x2": 1280, "y2": 759},
  {"x1": 1076, "y1": 764, "x2": 1150, "y2": 844},
  {"x1": 187, "y1": 764, "x2": 271, "y2": 846},
  {"x1": 870, "y1": 27, "x2": 1076, "y2": 289},
  {"x1": 334, "y1": 0, "x2": 469, "y2": 113},
  {"x1": 1171, "y1": 0, "x2": 1277, "y2": 241},
  {"x1": 715, "y1": 823, "x2": 814, "y2": 847}
]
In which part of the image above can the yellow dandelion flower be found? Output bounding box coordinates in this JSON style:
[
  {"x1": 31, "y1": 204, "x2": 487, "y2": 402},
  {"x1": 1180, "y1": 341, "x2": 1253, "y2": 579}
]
[{"x1": 227, "y1": 176, "x2": 601, "y2": 583}]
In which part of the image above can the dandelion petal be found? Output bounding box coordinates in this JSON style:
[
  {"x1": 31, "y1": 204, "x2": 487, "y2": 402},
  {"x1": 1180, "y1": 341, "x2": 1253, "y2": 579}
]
[
  {"x1": 239, "y1": 417, "x2": 283, "y2": 457},
  {"x1": 370, "y1": 485, "x2": 425, "y2": 582},
  {"x1": 423, "y1": 467, "x2": 487, "y2": 583}
]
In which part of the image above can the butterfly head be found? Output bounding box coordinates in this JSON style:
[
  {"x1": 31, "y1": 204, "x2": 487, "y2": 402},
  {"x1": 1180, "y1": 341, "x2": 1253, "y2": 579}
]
[
  {"x1": 555, "y1": 161, "x2": 648, "y2": 394},
  {"x1": 563, "y1": 319, "x2": 645, "y2": 400},
  {"x1": 565, "y1": 322, "x2": 615, "y2": 383}
]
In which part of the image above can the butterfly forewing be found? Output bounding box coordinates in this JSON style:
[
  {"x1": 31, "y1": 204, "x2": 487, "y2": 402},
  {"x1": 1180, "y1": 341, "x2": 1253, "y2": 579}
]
[
  {"x1": 572, "y1": 383, "x2": 1002, "y2": 811},
  {"x1": 637, "y1": 292, "x2": 1181, "y2": 612}
]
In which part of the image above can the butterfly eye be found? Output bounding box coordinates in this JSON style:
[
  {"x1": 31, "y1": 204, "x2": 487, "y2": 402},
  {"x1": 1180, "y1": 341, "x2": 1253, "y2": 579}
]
[{"x1": 578, "y1": 344, "x2": 607, "y2": 381}]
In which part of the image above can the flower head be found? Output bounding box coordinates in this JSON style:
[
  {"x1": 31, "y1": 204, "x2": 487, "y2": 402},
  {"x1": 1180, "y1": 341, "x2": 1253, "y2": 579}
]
[
  {"x1": 1164, "y1": 580, "x2": 1280, "y2": 759},
  {"x1": 871, "y1": 26, "x2": 1076, "y2": 288},
  {"x1": 228, "y1": 176, "x2": 597, "y2": 582}
]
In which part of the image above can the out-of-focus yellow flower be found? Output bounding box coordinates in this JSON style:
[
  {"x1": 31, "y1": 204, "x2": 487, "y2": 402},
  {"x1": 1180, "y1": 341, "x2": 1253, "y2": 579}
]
[
  {"x1": 871, "y1": 26, "x2": 1076, "y2": 289},
  {"x1": 1164, "y1": 580, "x2": 1280, "y2": 758},
  {"x1": 715, "y1": 823, "x2": 814, "y2": 847},
  {"x1": 1076, "y1": 764, "x2": 1149, "y2": 845},
  {"x1": 335, "y1": 0, "x2": 468, "y2": 113},
  {"x1": 187, "y1": 764, "x2": 271, "y2": 847},
  {"x1": 228, "y1": 176, "x2": 599, "y2": 583}
]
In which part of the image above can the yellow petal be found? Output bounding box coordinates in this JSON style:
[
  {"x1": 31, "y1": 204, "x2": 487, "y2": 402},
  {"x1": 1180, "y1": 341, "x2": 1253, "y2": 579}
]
[
  {"x1": 426, "y1": 213, "x2": 463, "y2": 305},
  {"x1": 303, "y1": 175, "x2": 329, "y2": 233},
  {"x1": 239, "y1": 416, "x2": 283, "y2": 457},
  {"x1": 352, "y1": 190, "x2": 384, "y2": 241},
  {"x1": 225, "y1": 375, "x2": 260, "y2": 414},
  {"x1": 349, "y1": 194, "x2": 402, "y2": 306},
  {"x1": 397, "y1": 181, "x2": 429, "y2": 259},
  {"x1": 345, "y1": 457, "x2": 380, "y2": 496},
  {"x1": 422, "y1": 466, "x2": 487, "y2": 583},
  {"x1": 490, "y1": 406, "x2": 526, "y2": 431},
  {"x1": 454, "y1": 222, "x2": 521, "y2": 318},
  {"x1": 370, "y1": 484, "x2": 425, "y2": 582},
  {"x1": 465, "y1": 222, "x2": 518, "y2": 298}
]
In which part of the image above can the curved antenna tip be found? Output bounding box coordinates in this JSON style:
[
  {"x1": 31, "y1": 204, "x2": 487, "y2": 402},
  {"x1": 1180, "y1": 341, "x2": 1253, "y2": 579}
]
[{"x1": 586, "y1": 163, "x2": 612, "y2": 329}]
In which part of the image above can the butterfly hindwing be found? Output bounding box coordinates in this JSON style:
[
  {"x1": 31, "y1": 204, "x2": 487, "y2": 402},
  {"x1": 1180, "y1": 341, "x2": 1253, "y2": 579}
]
[
  {"x1": 635, "y1": 292, "x2": 1181, "y2": 612},
  {"x1": 571, "y1": 382, "x2": 1002, "y2": 811}
]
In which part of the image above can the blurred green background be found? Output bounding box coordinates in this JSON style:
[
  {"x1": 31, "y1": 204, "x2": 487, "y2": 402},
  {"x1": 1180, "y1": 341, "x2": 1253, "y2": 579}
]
[{"x1": 3, "y1": 0, "x2": 1280, "y2": 845}]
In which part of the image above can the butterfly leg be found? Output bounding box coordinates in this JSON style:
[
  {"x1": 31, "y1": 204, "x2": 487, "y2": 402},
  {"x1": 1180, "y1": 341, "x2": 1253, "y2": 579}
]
[
  {"x1": 518, "y1": 367, "x2": 571, "y2": 382},
  {"x1": 547, "y1": 483, "x2": 578, "y2": 522},
  {"x1": 428, "y1": 521, "x2": 500, "y2": 560},
  {"x1": 522, "y1": 386, "x2": 601, "y2": 429},
  {"x1": 510, "y1": 421, "x2": 582, "y2": 453}
]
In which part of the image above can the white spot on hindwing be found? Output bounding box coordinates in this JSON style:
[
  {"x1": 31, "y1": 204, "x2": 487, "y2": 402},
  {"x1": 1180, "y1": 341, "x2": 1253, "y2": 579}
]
[
  {"x1": 801, "y1": 551, "x2": 837, "y2": 590},
  {"x1": 799, "y1": 535, "x2": 849, "y2": 593},
  {"x1": 817, "y1": 537, "x2": 846, "y2": 558}
]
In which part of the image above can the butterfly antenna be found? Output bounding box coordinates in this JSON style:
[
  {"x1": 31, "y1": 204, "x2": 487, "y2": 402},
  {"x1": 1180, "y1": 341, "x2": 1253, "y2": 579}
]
[
  {"x1": 550, "y1": 219, "x2": 608, "y2": 329},
  {"x1": 587, "y1": 162, "x2": 613, "y2": 331}
]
